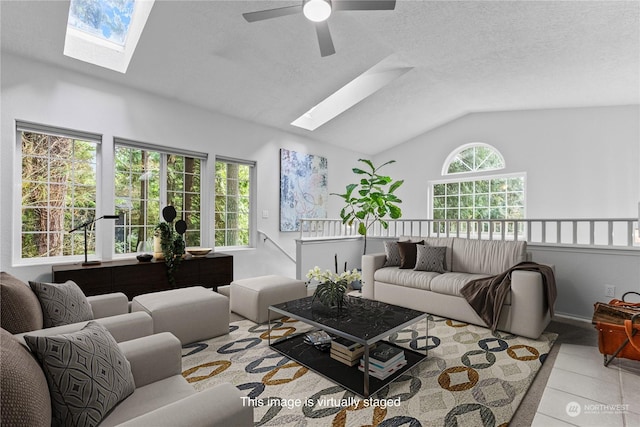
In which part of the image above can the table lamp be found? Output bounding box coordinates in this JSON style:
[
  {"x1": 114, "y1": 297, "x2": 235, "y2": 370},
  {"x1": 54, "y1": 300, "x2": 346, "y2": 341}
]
[{"x1": 69, "y1": 214, "x2": 120, "y2": 266}]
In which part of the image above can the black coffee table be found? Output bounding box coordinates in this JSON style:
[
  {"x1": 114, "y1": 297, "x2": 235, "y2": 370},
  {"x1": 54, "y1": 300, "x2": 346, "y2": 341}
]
[{"x1": 268, "y1": 296, "x2": 428, "y2": 397}]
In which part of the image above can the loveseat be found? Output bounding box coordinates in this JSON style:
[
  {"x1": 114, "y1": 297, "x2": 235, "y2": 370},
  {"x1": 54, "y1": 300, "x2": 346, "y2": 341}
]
[{"x1": 362, "y1": 237, "x2": 553, "y2": 339}]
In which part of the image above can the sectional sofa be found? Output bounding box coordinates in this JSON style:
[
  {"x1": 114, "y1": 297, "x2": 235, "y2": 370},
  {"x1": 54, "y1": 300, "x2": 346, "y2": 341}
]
[{"x1": 0, "y1": 272, "x2": 252, "y2": 426}]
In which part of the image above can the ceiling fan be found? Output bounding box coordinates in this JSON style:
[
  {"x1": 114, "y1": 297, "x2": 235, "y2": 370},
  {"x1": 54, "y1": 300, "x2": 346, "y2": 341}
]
[{"x1": 242, "y1": 0, "x2": 396, "y2": 57}]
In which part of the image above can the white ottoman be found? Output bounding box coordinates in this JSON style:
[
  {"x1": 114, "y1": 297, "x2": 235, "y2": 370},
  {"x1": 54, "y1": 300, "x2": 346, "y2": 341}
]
[
  {"x1": 230, "y1": 275, "x2": 306, "y2": 323},
  {"x1": 131, "y1": 286, "x2": 229, "y2": 344}
]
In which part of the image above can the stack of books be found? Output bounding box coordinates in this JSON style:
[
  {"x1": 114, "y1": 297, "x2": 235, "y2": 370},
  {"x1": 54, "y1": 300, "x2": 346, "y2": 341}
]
[
  {"x1": 304, "y1": 330, "x2": 332, "y2": 351},
  {"x1": 330, "y1": 337, "x2": 365, "y2": 366},
  {"x1": 358, "y1": 343, "x2": 406, "y2": 379}
]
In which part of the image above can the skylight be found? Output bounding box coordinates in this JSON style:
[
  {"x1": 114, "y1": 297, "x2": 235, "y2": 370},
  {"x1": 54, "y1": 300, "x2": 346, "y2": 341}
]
[
  {"x1": 64, "y1": 0, "x2": 155, "y2": 73},
  {"x1": 68, "y1": 0, "x2": 134, "y2": 46},
  {"x1": 291, "y1": 55, "x2": 413, "y2": 131}
]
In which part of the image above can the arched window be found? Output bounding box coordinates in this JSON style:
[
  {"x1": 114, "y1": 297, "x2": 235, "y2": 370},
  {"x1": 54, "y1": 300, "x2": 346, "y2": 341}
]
[
  {"x1": 442, "y1": 143, "x2": 505, "y2": 175},
  {"x1": 432, "y1": 143, "x2": 525, "y2": 223}
]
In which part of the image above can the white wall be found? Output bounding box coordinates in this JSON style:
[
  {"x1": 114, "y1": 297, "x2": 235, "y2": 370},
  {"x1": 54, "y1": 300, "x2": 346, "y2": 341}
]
[
  {"x1": 296, "y1": 237, "x2": 363, "y2": 284},
  {"x1": 373, "y1": 106, "x2": 640, "y2": 219},
  {"x1": 530, "y1": 245, "x2": 640, "y2": 320},
  {"x1": 0, "y1": 53, "x2": 367, "y2": 283}
]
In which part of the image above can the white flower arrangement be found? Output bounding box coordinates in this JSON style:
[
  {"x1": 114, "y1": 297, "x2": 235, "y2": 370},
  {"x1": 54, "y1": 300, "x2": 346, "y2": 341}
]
[
  {"x1": 307, "y1": 266, "x2": 361, "y2": 309},
  {"x1": 306, "y1": 266, "x2": 361, "y2": 285}
]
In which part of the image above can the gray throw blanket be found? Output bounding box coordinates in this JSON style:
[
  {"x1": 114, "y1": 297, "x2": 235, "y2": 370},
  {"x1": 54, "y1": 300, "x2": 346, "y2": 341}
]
[{"x1": 460, "y1": 261, "x2": 557, "y2": 332}]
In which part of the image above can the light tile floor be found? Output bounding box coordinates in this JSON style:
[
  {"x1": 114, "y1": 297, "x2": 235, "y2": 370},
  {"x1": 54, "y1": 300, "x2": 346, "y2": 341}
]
[{"x1": 532, "y1": 343, "x2": 640, "y2": 427}]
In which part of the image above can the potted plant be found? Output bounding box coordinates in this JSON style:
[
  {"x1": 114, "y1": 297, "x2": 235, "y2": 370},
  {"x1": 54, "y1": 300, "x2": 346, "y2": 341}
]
[
  {"x1": 332, "y1": 159, "x2": 404, "y2": 254},
  {"x1": 154, "y1": 206, "x2": 187, "y2": 287},
  {"x1": 307, "y1": 266, "x2": 361, "y2": 311}
]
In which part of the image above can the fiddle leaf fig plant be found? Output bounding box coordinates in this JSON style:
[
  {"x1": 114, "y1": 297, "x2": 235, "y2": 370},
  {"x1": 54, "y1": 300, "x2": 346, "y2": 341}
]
[{"x1": 332, "y1": 159, "x2": 404, "y2": 254}]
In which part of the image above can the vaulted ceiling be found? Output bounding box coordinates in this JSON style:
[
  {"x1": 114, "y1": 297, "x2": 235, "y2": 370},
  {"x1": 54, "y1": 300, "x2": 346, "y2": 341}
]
[{"x1": 2, "y1": 1, "x2": 639, "y2": 154}]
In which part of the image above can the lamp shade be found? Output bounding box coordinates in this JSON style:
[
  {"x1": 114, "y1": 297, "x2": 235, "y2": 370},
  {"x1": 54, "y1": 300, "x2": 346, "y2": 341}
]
[{"x1": 303, "y1": 0, "x2": 331, "y2": 22}]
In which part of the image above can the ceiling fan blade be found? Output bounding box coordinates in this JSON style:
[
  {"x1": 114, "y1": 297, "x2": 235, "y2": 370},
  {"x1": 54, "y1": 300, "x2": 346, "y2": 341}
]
[
  {"x1": 242, "y1": 5, "x2": 303, "y2": 22},
  {"x1": 333, "y1": 0, "x2": 396, "y2": 11},
  {"x1": 315, "y1": 21, "x2": 336, "y2": 57}
]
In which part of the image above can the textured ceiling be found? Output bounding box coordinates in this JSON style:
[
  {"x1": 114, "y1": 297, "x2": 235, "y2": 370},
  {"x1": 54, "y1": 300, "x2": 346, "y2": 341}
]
[{"x1": 1, "y1": 0, "x2": 639, "y2": 155}]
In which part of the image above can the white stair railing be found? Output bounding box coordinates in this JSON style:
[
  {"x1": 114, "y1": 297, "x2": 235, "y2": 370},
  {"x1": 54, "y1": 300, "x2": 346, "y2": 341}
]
[
  {"x1": 258, "y1": 230, "x2": 296, "y2": 263},
  {"x1": 299, "y1": 218, "x2": 639, "y2": 249}
]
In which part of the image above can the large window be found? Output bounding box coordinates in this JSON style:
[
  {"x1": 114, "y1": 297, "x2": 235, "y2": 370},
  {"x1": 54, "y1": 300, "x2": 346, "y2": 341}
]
[
  {"x1": 215, "y1": 158, "x2": 254, "y2": 248},
  {"x1": 432, "y1": 175, "x2": 525, "y2": 221},
  {"x1": 114, "y1": 141, "x2": 203, "y2": 254},
  {"x1": 432, "y1": 143, "x2": 525, "y2": 229},
  {"x1": 18, "y1": 123, "x2": 99, "y2": 259}
]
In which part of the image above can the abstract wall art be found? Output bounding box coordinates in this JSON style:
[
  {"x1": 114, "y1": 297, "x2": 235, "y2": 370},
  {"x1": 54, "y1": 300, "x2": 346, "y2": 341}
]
[{"x1": 280, "y1": 149, "x2": 328, "y2": 231}]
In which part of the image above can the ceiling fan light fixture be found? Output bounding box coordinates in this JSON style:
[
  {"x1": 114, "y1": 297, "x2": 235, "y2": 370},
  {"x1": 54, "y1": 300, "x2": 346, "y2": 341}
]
[{"x1": 303, "y1": 0, "x2": 332, "y2": 22}]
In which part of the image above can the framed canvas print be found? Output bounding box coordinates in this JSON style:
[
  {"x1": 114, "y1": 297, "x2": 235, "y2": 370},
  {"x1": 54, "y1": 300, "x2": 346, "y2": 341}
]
[{"x1": 280, "y1": 149, "x2": 328, "y2": 231}]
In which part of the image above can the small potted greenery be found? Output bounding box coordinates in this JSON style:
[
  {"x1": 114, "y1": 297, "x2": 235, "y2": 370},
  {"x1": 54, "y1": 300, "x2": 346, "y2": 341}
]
[
  {"x1": 153, "y1": 206, "x2": 187, "y2": 287},
  {"x1": 307, "y1": 266, "x2": 361, "y2": 311},
  {"x1": 332, "y1": 159, "x2": 404, "y2": 254}
]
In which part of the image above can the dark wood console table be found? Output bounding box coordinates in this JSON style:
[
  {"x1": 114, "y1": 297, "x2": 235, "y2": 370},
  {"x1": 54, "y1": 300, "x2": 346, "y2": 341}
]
[{"x1": 52, "y1": 253, "x2": 233, "y2": 300}]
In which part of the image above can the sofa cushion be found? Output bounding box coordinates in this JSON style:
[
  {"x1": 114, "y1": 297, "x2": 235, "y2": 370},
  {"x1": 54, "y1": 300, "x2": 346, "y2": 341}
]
[
  {"x1": 0, "y1": 328, "x2": 51, "y2": 427},
  {"x1": 14, "y1": 312, "x2": 155, "y2": 347},
  {"x1": 0, "y1": 272, "x2": 44, "y2": 333},
  {"x1": 99, "y1": 375, "x2": 195, "y2": 427},
  {"x1": 24, "y1": 321, "x2": 135, "y2": 426},
  {"x1": 430, "y1": 272, "x2": 492, "y2": 297},
  {"x1": 383, "y1": 240, "x2": 402, "y2": 267},
  {"x1": 400, "y1": 237, "x2": 454, "y2": 272},
  {"x1": 29, "y1": 280, "x2": 94, "y2": 328},
  {"x1": 414, "y1": 245, "x2": 447, "y2": 273},
  {"x1": 397, "y1": 240, "x2": 424, "y2": 269},
  {"x1": 374, "y1": 267, "x2": 439, "y2": 290},
  {"x1": 451, "y1": 239, "x2": 527, "y2": 275}
]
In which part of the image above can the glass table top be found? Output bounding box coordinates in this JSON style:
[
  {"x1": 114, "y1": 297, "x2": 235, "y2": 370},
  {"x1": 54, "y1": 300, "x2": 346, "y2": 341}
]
[{"x1": 270, "y1": 296, "x2": 426, "y2": 343}]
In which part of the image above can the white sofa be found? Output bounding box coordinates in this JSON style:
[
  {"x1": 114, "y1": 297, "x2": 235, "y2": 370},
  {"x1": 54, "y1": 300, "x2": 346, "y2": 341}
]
[
  {"x1": 2, "y1": 272, "x2": 252, "y2": 426},
  {"x1": 362, "y1": 237, "x2": 552, "y2": 339},
  {"x1": 105, "y1": 332, "x2": 253, "y2": 426}
]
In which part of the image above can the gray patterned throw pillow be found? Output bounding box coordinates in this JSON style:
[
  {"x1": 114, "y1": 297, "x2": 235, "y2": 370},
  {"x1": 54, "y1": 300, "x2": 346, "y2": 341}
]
[
  {"x1": 24, "y1": 321, "x2": 135, "y2": 426},
  {"x1": 383, "y1": 241, "x2": 402, "y2": 267},
  {"x1": 414, "y1": 245, "x2": 447, "y2": 273},
  {"x1": 29, "y1": 280, "x2": 94, "y2": 328}
]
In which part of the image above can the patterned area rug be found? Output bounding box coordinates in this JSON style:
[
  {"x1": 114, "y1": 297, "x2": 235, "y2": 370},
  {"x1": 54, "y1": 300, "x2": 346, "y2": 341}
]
[{"x1": 181, "y1": 316, "x2": 556, "y2": 426}]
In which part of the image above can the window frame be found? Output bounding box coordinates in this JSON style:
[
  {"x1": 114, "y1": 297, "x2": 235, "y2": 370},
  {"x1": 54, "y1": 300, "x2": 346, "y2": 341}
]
[
  {"x1": 214, "y1": 156, "x2": 257, "y2": 250},
  {"x1": 113, "y1": 138, "x2": 207, "y2": 257},
  {"x1": 432, "y1": 142, "x2": 527, "y2": 237},
  {"x1": 442, "y1": 142, "x2": 506, "y2": 176},
  {"x1": 429, "y1": 172, "x2": 527, "y2": 221},
  {"x1": 14, "y1": 121, "x2": 103, "y2": 266}
]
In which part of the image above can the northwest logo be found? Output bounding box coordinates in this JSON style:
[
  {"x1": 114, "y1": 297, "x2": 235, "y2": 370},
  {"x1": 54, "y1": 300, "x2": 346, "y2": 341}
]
[{"x1": 566, "y1": 401, "x2": 582, "y2": 417}]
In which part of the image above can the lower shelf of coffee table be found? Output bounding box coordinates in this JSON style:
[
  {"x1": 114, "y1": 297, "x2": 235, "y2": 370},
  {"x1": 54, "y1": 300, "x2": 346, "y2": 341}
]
[{"x1": 270, "y1": 333, "x2": 427, "y2": 398}]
